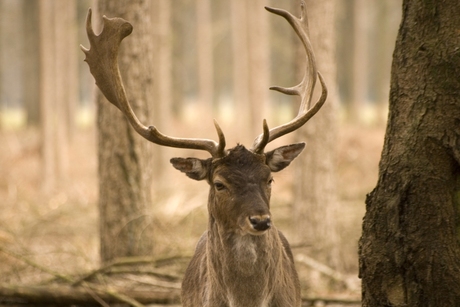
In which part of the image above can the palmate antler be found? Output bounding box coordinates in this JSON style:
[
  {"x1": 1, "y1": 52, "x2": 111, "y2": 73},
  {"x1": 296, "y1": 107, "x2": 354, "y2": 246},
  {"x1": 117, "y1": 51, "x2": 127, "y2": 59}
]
[
  {"x1": 252, "y1": 2, "x2": 327, "y2": 154},
  {"x1": 81, "y1": 2, "x2": 325, "y2": 159},
  {"x1": 80, "y1": 9, "x2": 227, "y2": 158}
]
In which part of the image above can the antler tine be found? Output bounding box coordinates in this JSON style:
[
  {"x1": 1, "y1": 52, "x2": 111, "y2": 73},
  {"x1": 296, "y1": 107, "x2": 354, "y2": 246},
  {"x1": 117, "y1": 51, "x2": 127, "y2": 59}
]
[
  {"x1": 80, "y1": 9, "x2": 226, "y2": 158},
  {"x1": 252, "y1": 2, "x2": 327, "y2": 154}
]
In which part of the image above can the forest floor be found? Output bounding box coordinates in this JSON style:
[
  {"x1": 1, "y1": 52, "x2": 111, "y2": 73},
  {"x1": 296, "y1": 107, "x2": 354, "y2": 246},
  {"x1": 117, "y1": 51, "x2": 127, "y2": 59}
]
[{"x1": 0, "y1": 120, "x2": 385, "y2": 306}]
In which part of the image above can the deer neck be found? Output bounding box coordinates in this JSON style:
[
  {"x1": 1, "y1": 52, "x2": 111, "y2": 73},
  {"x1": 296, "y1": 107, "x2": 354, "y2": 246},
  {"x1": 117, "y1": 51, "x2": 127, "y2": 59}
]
[{"x1": 206, "y1": 221, "x2": 284, "y2": 306}]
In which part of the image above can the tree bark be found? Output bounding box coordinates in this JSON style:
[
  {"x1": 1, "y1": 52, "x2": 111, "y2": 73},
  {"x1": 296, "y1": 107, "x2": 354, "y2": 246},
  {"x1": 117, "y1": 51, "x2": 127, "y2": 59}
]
[
  {"x1": 96, "y1": 0, "x2": 155, "y2": 264},
  {"x1": 359, "y1": 0, "x2": 460, "y2": 306}
]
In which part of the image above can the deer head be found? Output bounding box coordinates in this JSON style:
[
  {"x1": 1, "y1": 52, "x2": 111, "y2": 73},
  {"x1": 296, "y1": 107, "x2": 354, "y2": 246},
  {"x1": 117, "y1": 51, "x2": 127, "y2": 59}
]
[{"x1": 171, "y1": 143, "x2": 305, "y2": 235}]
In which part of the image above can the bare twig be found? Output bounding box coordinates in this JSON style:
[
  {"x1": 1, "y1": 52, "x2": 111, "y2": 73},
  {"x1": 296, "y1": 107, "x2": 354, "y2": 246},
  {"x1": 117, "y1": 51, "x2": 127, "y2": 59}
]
[
  {"x1": 122, "y1": 274, "x2": 181, "y2": 290},
  {"x1": 104, "y1": 286, "x2": 147, "y2": 307},
  {"x1": 72, "y1": 255, "x2": 188, "y2": 286},
  {"x1": 108, "y1": 267, "x2": 181, "y2": 282}
]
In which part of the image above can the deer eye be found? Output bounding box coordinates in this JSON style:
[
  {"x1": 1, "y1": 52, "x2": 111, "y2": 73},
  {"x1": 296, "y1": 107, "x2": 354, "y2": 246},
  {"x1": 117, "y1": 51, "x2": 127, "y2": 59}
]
[
  {"x1": 214, "y1": 181, "x2": 226, "y2": 191},
  {"x1": 268, "y1": 177, "x2": 274, "y2": 186}
]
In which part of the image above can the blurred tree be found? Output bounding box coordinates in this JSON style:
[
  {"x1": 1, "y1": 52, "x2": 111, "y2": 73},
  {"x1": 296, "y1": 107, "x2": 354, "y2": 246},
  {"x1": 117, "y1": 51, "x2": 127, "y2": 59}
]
[
  {"x1": 23, "y1": 0, "x2": 40, "y2": 126},
  {"x1": 293, "y1": 0, "x2": 341, "y2": 271},
  {"x1": 350, "y1": 0, "x2": 368, "y2": 120},
  {"x1": 230, "y1": 0, "x2": 250, "y2": 142},
  {"x1": 171, "y1": 0, "x2": 196, "y2": 116},
  {"x1": 95, "y1": 0, "x2": 155, "y2": 264},
  {"x1": 0, "y1": 0, "x2": 24, "y2": 126},
  {"x1": 359, "y1": 0, "x2": 460, "y2": 305},
  {"x1": 366, "y1": 0, "x2": 401, "y2": 124},
  {"x1": 151, "y1": 0, "x2": 172, "y2": 179},
  {"x1": 336, "y1": 0, "x2": 355, "y2": 118},
  {"x1": 367, "y1": 0, "x2": 390, "y2": 108},
  {"x1": 212, "y1": 1, "x2": 232, "y2": 114},
  {"x1": 39, "y1": 0, "x2": 56, "y2": 192},
  {"x1": 57, "y1": 0, "x2": 78, "y2": 139},
  {"x1": 247, "y1": 0, "x2": 269, "y2": 138},
  {"x1": 231, "y1": 0, "x2": 269, "y2": 144},
  {"x1": 196, "y1": 0, "x2": 214, "y2": 113},
  {"x1": 39, "y1": 0, "x2": 77, "y2": 192}
]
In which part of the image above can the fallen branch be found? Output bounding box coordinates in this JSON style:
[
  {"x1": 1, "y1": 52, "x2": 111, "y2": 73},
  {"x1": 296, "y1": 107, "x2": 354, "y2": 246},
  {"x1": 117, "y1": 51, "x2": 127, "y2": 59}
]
[
  {"x1": 0, "y1": 247, "x2": 180, "y2": 306},
  {"x1": 0, "y1": 284, "x2": 180, "y2": 306}
]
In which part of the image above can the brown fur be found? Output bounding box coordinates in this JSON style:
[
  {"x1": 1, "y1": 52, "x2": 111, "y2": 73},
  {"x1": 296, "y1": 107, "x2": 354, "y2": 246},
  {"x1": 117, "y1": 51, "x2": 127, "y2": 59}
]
[{"x1": 172, "y1": 145, "x2": 303, "y2": 307}]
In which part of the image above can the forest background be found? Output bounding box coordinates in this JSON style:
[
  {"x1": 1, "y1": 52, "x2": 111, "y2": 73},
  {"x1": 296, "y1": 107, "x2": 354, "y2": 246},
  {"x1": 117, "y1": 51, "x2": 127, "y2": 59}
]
[{"x1": 0, "y1": 0, "x2": 401, "y2": 304}]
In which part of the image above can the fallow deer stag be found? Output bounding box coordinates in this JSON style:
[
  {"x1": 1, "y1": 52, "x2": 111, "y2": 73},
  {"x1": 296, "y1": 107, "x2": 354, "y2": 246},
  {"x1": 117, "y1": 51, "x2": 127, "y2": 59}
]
[{"x1": 81, "y1": 2, "x2": 326, "y2": 306}]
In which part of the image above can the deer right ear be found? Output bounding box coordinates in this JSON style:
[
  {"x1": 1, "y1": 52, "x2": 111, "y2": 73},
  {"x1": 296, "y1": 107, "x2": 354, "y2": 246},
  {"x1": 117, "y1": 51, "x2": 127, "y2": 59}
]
[{"x1": 170, "y1": 158, "x2": 210, "y2": 181}]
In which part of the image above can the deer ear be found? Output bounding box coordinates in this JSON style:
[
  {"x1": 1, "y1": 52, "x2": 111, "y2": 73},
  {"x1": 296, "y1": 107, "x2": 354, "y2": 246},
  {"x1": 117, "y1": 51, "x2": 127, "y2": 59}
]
[
  {"x1": 170, "y1": 157, "x2": 210, "y2": 181},
  {"x1": 265, "y1": 143, "x2": 305, "y2": 172}
]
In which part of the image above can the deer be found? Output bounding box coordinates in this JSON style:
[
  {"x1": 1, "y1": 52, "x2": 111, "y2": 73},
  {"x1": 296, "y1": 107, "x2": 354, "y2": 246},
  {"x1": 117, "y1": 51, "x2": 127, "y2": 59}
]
[{"x1": 81, "y1": 2, "x2": 326, "y2": 306}]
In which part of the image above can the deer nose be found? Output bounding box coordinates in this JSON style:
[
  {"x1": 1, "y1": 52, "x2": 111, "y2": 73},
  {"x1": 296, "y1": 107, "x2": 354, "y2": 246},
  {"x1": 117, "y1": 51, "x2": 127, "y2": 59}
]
[{"x1": 249, "y1": 215, "x2": 271, "y2": 231}]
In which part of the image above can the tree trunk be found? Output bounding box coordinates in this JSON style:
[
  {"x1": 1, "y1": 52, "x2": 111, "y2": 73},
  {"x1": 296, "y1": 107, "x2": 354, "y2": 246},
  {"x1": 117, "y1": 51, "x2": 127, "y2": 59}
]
[
  {"x1": 0, "y1": 0, "x2": 23, "y2": 115},
  {"x1": 151, "y1": 0, "x2": 172, "y2": 181},
  {"x1": 39, "y1": 0, "x2": 58, "y2": 192},
  {"x1": 359, "y1": 0, "x2": 460, "y2": 306},
  {"x1": 96, "y1": 0, "x2": 155, "y2": 264},
  {"x1": 53, "y1": 0, "x2": 76, "y2": 179},
  {"x1": 23, "y1": 0, "x2": 40, "y2": 126},
  {"x1": 230, "y1": 0, "x2": 250, "y2": 143},
  {"x1": 293, "y1": 0, "x2": 341, "y2": 269},
  {"x1": 196, "y1": 0, "x2": 214, "y2": 113},
  {"x1": 350, "y1": 0, "x2": 369, "y2": 121},
  {"x1": 247, "y1": 0, "x2": 269, "y2": 139},
  {"x1": 38, "y1": 0, "x2": 77, "y2": 192},
  {"x1": 336, "y1": 0, "x2": 355, "y2": 117},
  {"x1": 56, "y1": 0, "x2": 78, "y2": 140},
  {"x1": 230, "y1": 0, "x2": 269, "y2": 144}
]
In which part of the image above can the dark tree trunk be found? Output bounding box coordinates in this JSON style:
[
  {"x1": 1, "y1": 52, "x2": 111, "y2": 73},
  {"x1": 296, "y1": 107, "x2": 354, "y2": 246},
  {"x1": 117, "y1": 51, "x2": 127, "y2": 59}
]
[
  {"x1": 359, "y1": 0, "x2": 460, "y2": 306},
  {"x1": 96, "y1": 0, "x2": 155, "y2": 264}
]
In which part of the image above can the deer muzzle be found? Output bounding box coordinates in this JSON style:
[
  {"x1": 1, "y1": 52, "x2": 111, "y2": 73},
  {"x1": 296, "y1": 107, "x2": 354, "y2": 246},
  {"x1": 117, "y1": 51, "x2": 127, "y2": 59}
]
[{"x1": 249, "y1": 215, "x2": 271, "y2": 232}]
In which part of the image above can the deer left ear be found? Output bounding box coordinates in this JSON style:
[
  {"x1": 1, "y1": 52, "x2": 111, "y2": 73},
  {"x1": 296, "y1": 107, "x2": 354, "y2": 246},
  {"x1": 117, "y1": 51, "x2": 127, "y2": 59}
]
[
  {"x1": 170, "y1": 157, "x2": 210, "y2": 181},
  {"x1": 265, "y1": 143, "x2": 305, "y2": 172}
]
